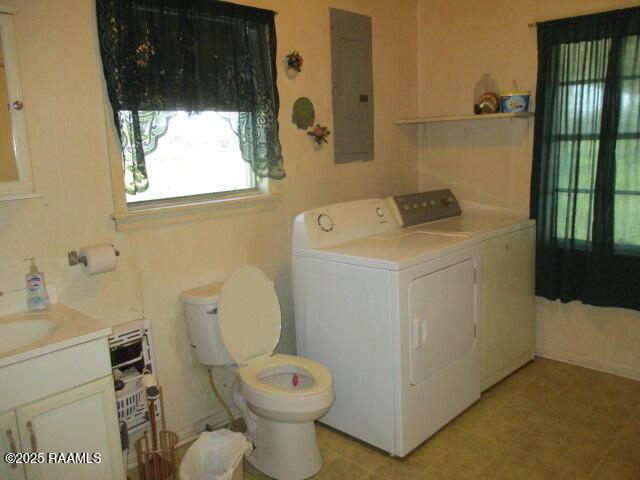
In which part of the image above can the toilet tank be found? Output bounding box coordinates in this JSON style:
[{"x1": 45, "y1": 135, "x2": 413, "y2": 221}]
[{"x1": 181, "y1": 283, "x2": 234, "y2": 366}]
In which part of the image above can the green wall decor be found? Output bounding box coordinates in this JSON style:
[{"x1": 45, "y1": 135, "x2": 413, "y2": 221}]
[{"x1": 292, "y1": 97, "x2": 315, "y2": 130}]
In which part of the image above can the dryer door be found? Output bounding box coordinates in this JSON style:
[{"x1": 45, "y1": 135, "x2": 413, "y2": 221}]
[{"x1": 408, "y1": 259, "x2": 476, "y2": 386}]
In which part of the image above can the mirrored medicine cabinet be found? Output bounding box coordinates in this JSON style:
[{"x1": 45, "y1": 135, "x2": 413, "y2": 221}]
[{"x1": 0, "y1": 7, "x2": 36, "y2": 201}]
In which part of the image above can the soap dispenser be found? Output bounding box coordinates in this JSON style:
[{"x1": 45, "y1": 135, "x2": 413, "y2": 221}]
[{"x1": 24, "y1": 257, "x2": 50, "y2": 311}]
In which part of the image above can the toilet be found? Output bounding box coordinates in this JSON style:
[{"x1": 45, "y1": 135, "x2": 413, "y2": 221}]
[{"x1": 181, "y1": 265, "x2": 334, "y2": 480}]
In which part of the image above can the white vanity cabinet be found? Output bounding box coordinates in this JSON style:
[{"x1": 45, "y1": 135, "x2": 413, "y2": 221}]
[
  {"x1": 480, "y1": 226, "x2": 536, "y2": 390},
  {"x1": 14, "y1": 377, "x2": 123, "y2": 480},
  {"x1": 0, "y1": 411, "x2": 25, "y2": 480},
  {"x1": 0, "y1": 335, "x2": 125, "y2": 480}
]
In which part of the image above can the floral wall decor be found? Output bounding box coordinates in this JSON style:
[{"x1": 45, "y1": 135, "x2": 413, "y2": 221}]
[
  {"x1": 284, "y1": 50, "x2": 304, "y2": 78},
  {"x1": 307, "y1": 124, "x2": 330, "y2": 145}
]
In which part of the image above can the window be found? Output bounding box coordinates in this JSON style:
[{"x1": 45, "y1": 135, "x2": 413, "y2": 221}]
[
  {"x1": 547, "y1": 37, "x2": 640, "y2": 250},
  {"x1": 553, "y1": 39, "x2": 608, "y2": 245},
  {"x1": 96, "y1": 0, "x2": 285, "y2": 214},
  {"x1": 531, "y1": 6, "x2": 640, "y2": 310},
  {"x1": 613, "y1": 35, "x2": 640, "y2": 249},
  {"x1": 120, "y1": 111, "x2": 257, "y2": 205}
]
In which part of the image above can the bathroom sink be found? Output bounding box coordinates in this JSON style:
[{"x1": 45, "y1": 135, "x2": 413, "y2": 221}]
[
  {"x1": 0, "y1": 304, "x2": 111, "y2": 368},
  {"x1": 0, "y1": 316, "x2": 57, "y2": 354}
]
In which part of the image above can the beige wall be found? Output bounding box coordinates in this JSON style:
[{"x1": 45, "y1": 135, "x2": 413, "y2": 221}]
[
  {"x1": 417, "y1": 0, "x2": 640, "y2": 379},
  {"x1": 0, "y1": 0, "x2": 418, "y2": 437}
]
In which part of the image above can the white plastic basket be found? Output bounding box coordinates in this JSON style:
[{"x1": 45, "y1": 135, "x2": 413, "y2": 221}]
[
  {"x1": 117, "y1": 385, "x2": 144, "y2": 422},
  {"x1": 110, "y1": 319, "x2": 159, "y2": 434}
]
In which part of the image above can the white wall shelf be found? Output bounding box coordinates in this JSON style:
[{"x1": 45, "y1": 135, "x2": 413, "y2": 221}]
[{"x1": 395, "y1": 112, "x2": 534, "y2": 125}]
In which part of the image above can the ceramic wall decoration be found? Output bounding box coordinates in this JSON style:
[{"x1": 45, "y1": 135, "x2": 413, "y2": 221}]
[
  {"x1": 307, "y1": 124, "x2": 330, "y2": 145},
  {"x1": 284, "y1": 51, "x2": 304, "y2": 79},
  {"x1": 292, "y1": 97, "x2": 315, "y2": 129}
]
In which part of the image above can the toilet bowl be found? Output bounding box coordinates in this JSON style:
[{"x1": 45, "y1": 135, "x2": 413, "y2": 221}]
[{"x1": 182, "y1": 265, "x2": 335, "y2": 480}]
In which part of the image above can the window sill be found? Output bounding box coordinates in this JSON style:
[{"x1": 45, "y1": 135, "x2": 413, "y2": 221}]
[{"x1": 111, "y1": 192, "x2": 281, "y2": 231}]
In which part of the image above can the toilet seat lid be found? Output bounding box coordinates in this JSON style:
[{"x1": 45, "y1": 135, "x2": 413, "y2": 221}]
[{"x1": 218, "y1": 265, "x2": 281, "y2": 364}]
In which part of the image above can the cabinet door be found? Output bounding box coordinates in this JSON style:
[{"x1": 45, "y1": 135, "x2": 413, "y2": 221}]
[
  {"x1": 15, "y1": 377, "x2": 124, "y2": 480},
  {"x1": 0, "y1": 411, "x2": 25, "y2": 480},
  {"x1": 481, "y1": 227, "x2": 536, "y2": 389}
]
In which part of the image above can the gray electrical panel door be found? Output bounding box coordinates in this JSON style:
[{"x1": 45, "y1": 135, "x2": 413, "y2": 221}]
[{"x1": 330, "y1": 9, "x2": 374, "y2": 163}]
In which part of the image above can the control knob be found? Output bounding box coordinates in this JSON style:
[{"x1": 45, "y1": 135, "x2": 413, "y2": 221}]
[{"x1": 317, "y1": 213, "x2": 334, "y2": 232}]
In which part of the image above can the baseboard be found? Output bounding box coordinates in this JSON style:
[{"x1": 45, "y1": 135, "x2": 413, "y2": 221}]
[{"x1": 536, "y1": 345, "x2": 640, "y2": 381}]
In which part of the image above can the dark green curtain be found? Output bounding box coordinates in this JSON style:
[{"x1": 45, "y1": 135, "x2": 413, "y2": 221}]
[
  {"x1": 531, "y1": 7, "x2": 640, "y2": 310},
  {"x1": 96, "y1": 0, "x2": 285, "y2": 195}
]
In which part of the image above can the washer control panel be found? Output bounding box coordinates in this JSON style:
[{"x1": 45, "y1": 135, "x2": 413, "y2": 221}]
[
  {"x1": 293, "y1": 198, "x2": 398, "y2": 249},
  {"x1": 391, "y1": 189, "x2": 461, "y2": 227}
]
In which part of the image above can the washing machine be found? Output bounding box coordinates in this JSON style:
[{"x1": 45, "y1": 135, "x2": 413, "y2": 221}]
[
  {"x1": 394, "y1": 193, "x2": 537, "y2": 391},
  {"x1": 292, "y1": 190, "x2": 482, "y2": 457}
]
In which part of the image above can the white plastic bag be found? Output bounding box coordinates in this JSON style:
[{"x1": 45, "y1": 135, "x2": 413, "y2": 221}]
[{"x1": 179, "y1": 430, "x2": 252, "y2": 480}]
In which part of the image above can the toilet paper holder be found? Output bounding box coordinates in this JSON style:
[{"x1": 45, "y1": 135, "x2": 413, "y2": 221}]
[{"x1": 68, "y1": 246, "x2": 120, "y2": 267}]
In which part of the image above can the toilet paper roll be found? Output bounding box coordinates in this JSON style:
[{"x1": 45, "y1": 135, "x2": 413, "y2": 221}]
[{"x1": 78, "y1": 244, "x2": 118, "y2": 275}]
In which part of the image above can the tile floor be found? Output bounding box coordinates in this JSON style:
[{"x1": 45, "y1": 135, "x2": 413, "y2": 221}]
[
  {"x1": 129, "y1": 358, "x2": 640, "y2": 479},
  {"x1": 242, "y1": 358, "x2": 640, "y2": 480}
]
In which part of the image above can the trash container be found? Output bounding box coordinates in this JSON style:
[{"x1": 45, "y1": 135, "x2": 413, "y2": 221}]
[{"x1": 179, "y1": 430, "x2": 253, "y2": 480}]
